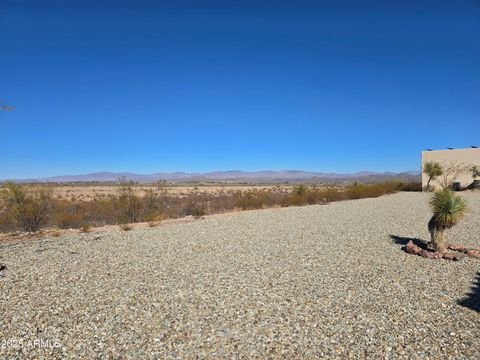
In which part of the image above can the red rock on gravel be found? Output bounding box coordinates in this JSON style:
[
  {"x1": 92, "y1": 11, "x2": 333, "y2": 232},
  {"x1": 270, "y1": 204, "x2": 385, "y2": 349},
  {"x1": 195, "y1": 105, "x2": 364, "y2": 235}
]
[
  {"x1": 419, "y1": 250, "x2": 442, "y2": 259},
  {"x1": 405, "y1": 240, "x2": 422, "y2": 255},
  {"x1": 443, "y1": 253, "x2": 465, "y2": 261},
  {"x1": 466, "y1": 249, "x2": 480, "y2": 258},
  {"x1": 448, "y1": 244, "x2": 467, "y2": 252}
]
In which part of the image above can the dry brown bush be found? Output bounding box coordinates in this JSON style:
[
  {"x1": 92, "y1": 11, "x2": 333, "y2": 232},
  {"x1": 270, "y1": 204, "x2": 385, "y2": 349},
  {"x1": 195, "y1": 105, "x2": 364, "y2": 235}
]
[
  {"x1": 234, "y1": 189, "x2": 284, "y2": 210},
  {"x1": 119, "y1": 223, "x2": 133, "y2": 231},
  {"x1": 52, "y1": 200, "x2": 87, "y2": 229},
  {"x1": 345, "y1": 181, "x2": 409, "y2": 199},
  {"x1": 0, "y1": 182, "x2": 53, "y2": 232}
]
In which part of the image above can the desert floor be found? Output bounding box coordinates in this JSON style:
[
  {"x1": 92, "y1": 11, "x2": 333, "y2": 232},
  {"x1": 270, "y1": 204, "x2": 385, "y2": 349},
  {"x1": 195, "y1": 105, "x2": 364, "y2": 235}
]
[
  {"x1": 48, "y1": 184, "x2": 298, "y2": 201},
  {"x1": 0, "y1": 192, "x2": 479, "y2": 358}
]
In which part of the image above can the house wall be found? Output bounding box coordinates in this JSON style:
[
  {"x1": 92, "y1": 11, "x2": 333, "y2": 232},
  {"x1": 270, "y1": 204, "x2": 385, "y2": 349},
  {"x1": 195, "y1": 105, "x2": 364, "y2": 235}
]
[{"x1": 421, "y1": 148, "x2": 480, "y2": 190}]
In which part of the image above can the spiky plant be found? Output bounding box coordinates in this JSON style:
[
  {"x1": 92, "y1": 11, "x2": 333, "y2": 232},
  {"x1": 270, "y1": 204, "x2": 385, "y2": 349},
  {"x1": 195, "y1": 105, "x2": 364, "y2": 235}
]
[
  {"x1": 471, "y1": 165, "x2": 480, "y2": 180},
  {"x1": 428, "y1": 189, "x2": 467, "y2": 254},
  {"x1": 292, "y1": 184, "x2": 307, "y2": 196},
  {"x1": 423, "y1": 161, "x2": 443, "y2": 191}
]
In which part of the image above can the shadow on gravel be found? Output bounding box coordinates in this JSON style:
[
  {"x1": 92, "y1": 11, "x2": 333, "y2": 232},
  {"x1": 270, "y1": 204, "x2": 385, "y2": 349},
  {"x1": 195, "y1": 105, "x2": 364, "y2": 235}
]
[
  {"x1": 457, "y1": 272, "x2": 480, "y2": 313},
  {"x1": 389, "y1": 235, "x2": 429, "y2": 250}
]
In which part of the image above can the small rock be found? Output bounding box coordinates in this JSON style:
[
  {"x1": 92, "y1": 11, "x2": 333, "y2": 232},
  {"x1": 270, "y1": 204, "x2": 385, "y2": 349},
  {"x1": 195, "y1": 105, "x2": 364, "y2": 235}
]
[
  {"x1": 466, "y1": 249, "x2": 480, "y2": 258},
  {"x1": 418, "y1": 250, "x2": 442, "y2": 259},
  {"x1": 0, "y1": 264, "x2": 6, "y2": 272},
  {"x1": 448, "y1": 244, "x2": 467, "y2": 252},
  {"x1": 443, "y1": 253, "x2": 465, "y2": 261},
  {"x1": 404, "y1": 240, "x2": 421, "y2": 255},
  {"x1": 419, "y1": 250, "x2": 433, "y2": 259}
]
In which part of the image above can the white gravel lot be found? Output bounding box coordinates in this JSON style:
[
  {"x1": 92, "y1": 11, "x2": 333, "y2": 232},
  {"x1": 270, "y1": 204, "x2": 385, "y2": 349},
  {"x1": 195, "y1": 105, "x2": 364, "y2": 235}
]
[{"x1": 0, "y1": 192, "x2": 479, "y2": 359}]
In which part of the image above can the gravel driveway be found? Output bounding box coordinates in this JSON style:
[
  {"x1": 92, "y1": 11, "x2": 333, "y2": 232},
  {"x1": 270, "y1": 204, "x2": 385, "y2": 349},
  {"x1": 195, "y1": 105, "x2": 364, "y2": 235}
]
[{"x1": 1, "y1": 192, "x2": 479, "y2": 359}]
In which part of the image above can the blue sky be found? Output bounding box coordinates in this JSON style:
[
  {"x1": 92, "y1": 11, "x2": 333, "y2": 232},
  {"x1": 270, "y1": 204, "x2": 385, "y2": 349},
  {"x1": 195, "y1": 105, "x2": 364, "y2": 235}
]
[{"x1": 1, "y1": 0, "x2": 479, "y2": 178}]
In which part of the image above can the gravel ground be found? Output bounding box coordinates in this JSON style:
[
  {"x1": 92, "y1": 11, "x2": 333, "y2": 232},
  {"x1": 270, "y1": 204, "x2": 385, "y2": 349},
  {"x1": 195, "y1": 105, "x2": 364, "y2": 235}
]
[{"x1": 1, "y1": 192, "x2": 479, "y2": 359}]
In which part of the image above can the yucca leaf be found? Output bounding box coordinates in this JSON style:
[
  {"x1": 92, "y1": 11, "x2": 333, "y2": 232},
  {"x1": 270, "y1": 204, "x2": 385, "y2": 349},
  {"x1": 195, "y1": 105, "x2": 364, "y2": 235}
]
[{"x1": 429, "y1": 189, "x2": 467, "y2": 230}]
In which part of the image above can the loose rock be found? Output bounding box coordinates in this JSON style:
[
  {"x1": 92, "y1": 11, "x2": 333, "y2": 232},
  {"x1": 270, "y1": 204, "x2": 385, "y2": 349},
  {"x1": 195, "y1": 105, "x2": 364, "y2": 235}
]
[
  {"x1": 443, "y1": 253, "x2": 466, "y2": 261},
  {"x1": 404, "y1": 240, "x2": 422, "y2": 255},
  {"x1": 448, "y1": 244, "x2": 467, "y2": 252},
  {"x1": 419, "y1": 250, "x2": 442, "y2": 259},
  {"x1": 0, "y1": 192, "x2": 479, "y2": 358},
  {"x1": 466, "y1": 249, "x2": 480, "y2": 258}
]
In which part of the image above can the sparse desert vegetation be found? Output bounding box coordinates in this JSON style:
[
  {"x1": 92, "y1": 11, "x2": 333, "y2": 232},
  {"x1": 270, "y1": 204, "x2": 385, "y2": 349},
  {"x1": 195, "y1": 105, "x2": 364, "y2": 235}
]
[
  {"x1": 2, "y1": 0, "x2": 478, "y2": 357},
  {"x1": 1, "y1": 192, "x2": 478, "y2": 358},
  {"x1": 0, "y1": 180, "x2": 421, "y2": 235},
  {"x1": 423, "y1": 161, "x2": 443, "y2": 191},
  {"x1": 0, "y1": 182, "x2": 54, "y2": 232}
]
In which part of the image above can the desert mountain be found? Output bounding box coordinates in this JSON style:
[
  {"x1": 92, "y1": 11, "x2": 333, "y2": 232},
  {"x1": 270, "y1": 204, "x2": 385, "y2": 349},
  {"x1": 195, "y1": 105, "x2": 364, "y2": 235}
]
[{"x1": 6, "y1": 170, "x2": 421, "y2": 184}]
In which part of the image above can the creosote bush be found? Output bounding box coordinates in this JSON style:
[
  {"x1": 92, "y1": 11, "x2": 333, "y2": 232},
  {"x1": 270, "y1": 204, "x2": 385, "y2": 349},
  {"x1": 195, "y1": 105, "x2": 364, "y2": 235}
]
[
  {"x1": 0, "y1": 182, "x2": 53, "y2": 232},
  {"x1": 53, "y1": 200, "x2": 87, "y2": 229}
]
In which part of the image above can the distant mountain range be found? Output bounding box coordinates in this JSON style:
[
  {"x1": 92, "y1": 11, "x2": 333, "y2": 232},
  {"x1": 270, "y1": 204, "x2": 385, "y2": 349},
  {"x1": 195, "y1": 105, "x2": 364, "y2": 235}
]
[{"x1": 5, "y1": 170, "x2": 421, "y2": 184}]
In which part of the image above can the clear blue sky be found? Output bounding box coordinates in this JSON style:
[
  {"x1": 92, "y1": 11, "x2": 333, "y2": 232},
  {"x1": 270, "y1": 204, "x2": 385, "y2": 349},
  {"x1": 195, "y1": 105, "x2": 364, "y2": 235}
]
[{"x1": 1, "y1": 0, "x2": 479, "y2": 178}]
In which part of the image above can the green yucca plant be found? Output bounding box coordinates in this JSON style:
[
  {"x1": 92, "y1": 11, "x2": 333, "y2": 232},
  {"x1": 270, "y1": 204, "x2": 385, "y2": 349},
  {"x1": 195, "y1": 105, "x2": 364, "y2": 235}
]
[
  {"x1": 292, "y1": 184, "x2": 307, "y2": 196},
  {"x1": 423, "y1": 161, "x2": 443, "y2": 191},
  {"x1": 428, "y1": 189, "x2": 467, "y2": 254}
]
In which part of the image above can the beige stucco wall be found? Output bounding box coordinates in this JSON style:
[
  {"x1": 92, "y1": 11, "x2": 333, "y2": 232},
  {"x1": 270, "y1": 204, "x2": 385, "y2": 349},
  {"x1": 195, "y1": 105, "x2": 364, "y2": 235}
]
[{"x1": 421, "y1": 148, "x2": 480, "y2": 190}]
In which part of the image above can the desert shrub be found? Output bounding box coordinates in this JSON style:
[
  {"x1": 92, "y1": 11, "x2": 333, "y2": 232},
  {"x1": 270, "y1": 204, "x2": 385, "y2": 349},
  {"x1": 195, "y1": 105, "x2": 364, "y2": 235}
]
[
  {"x1": 80, "y1": 224, "x2": 91, "y2": 233},
  {"x1": 279, "y1": 185, "x2": 308, "y2": 206},
  {"x1": 435, "y1": 162, "x2": 469, "y2": 190},
  {"x1": 234, "y1": 191, "x2": 259, "y2": 210},
  {"x1": 0, "y1": 182, "x2": 53, "y2": 232},
  {"x1": 399, "y1": 182, "x2": 422, "y2": 192},
  {"x1": 88, "y1": 196, "x2": 117, "y2": 225},
  {"x1": 192, "y1": 208, "x2": 206, "y2": 219},
  {"x1": 54, "y1": 212, "x2": 85, "y2": 229},
  {"x1": 423, "y1": 161, "x2": 443, "y2": 191},
  {"x1": 317, "y1": 187, "x2": 345, "y2": 202},
  {"x1": 115, "y1": 179, "x2": 144, "y2": 223},
  {"x1": 119, "y1": 223, "x2": 133, "y2": 231},
  {"x1": 145, "y1": 213, "x2": 164, "y2": 222},
  {"x1": 182, "y1": 192, "x2": 208, "y2": 217},
  {"x1": 114, "y1": 181, "x2": 165, "y2": 224},
  {"x1": 303, "y1": 187, "x2": 319, "y2": 204},
  {"x1": 0, "y1": 212, "x2": 10, "y2": 232},
  {"x1": 148, "y1": 220, "x2": 161, "y2": 227},
  {"x1": 281, "y1": 193, "x2": 306, "y2": 207},
  {"x1": 345, "y1": 181, "x2": 403, "y2": 200},
  {"x1": 207, "y1": 190, "x2": 236, "y2": 213},
  {"x1": 472, "y1": 165, "x2": 480, "y2": 180},
  {"x1": 281, "y1": 186, "x2": 342, "y2": 206},
  {"x1": 141, "y1": 188, "x2": 165, "y2": 220},
  {"x1": 52, "y1": 200, "x2": 87, "y2": 229},
  {"x1": 292, "y1": 184, "x2": 307, "y2": 196},
  {"x1": 307, "y1": 189, "x2": 334, "y2": 205},
  {"x1": 234, "y1": 190, "x2": 281, "y2": 210}
]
